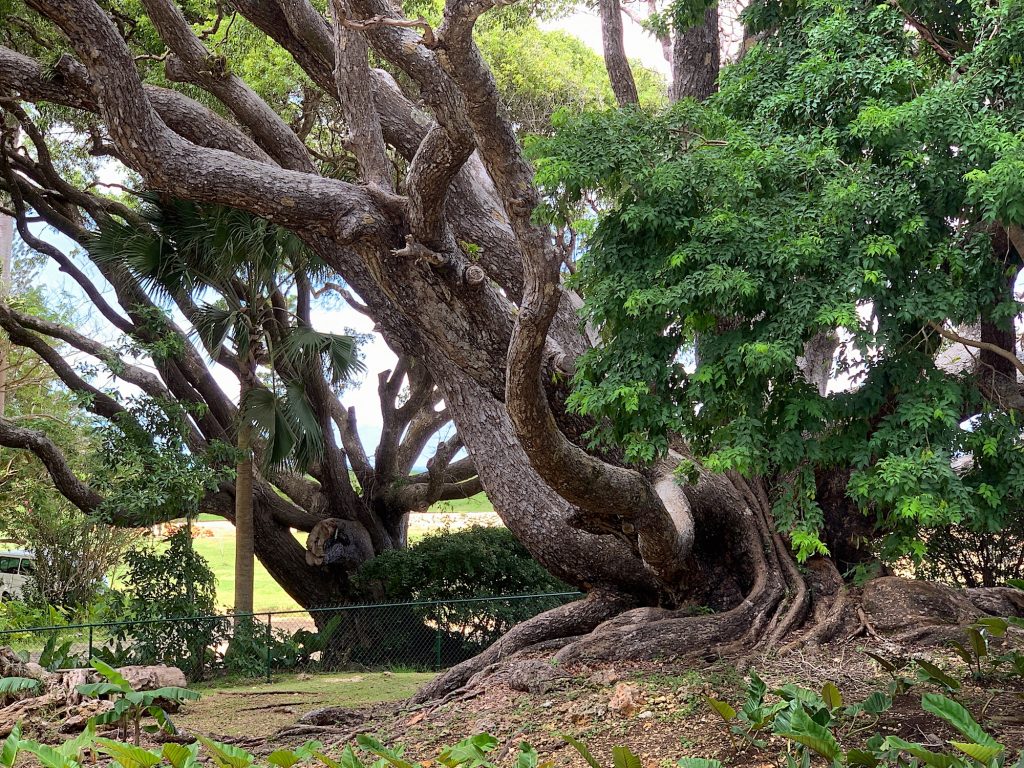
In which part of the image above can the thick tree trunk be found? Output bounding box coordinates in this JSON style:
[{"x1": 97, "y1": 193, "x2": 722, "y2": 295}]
[
  {"x1": 598, "y1": 0, "x2": 639, "y2": 106},
  {"x1": 671, "y1": 5, "x2": 720, "y2": 102}
]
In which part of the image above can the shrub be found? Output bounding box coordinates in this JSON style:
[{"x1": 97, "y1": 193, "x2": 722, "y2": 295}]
[
  {"x1": 114, "y1": 528, "x2": 229, "y2": 679},
  {"x1": 4, "y1": 493, "x2": 136, "y2": 611},
  {"x1": 353, "y1": 525, "x2": 569, "y2": 602}
]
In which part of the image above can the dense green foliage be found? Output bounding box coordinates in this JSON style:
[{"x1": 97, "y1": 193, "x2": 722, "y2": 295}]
[
  {"x1": 354, "y1": 525, "x2": 570, "y2": 601},
  {"x1": 116, "y1": 529, "x2": 228, "y2": 678},
  {"x1": 534, "y1": 0, "x2": 1024, "y2": 566}
]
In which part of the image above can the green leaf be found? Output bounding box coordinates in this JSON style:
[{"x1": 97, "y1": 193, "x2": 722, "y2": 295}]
[
  {"x1": 915, "y1": 660, "x2": 961, "y2": 691},
  {"x1": 676, "y1": 760, "x2": 723, "y2": 768},
  {"x1": 612, "y1": 746, "x2": 641, "y2": 768},
  {"x1": 270, "y1": 751, "x2": 303, "y2": 768},
  {"x1": 355, "y1": 735, "x2": 416, "y2": 768},
  {"x1": 965, "y1": 628, "x2": 988, "y2": 659},
  {"x1": 163, "y1": 742, "x2": 201, "y2": 768},
  {"x1": 95, "y1": 738, "x2": 163, "y2": 768},
  {"x1": 949, "y1": 742, "x2": 1003, "y2": 762},
  {"x1": 516, "y1": 743, "x2": 539, "y2": 768},
  {"x1": 20, "y1": 741, "x2": 81, "y2": 768},
  {"x1": 197, "y1": 735, "x2": 257, "y2": 768},
  {"x1": 821, "y1": 682, "x2": 842, "y2": 710},
  {"x1": 882, "y1": 737, "x2": 961, "y2": 768},
  {"x1": 561, "y1": 735, "x2": 602, "y2": 768},
  {"x1": 844, "y1": 749, "x2": 879, "y2": 767},
  {"x1": 0, "y1": 677, "x2": 41, "y2": 695},
  {"x1": 148, "y1": 686, "x2": 201, "y2": 702},
  {"x1": 1, "y1": 724, "x2": 21, "y2": 768},
  {"x1": 706, "y1": 697, "x2": 737, "y2": 722},
  {"x1": 973, "y1": 617, "x2": 1009, "y2": 637},
  {"x1": 90, "y1": 658, "x2": 132, "y2": 691},
  {"x1": 921, "y1": 693, "x2": 1000, "y2": 748},
  {"x1": 774, "y1": 706, "x2": 841, "y2": 761}
]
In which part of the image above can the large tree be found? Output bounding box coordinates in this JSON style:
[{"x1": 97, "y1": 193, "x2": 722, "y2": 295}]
[{"x1": 1, "y1": 0, "x2": 1023, "y2": 704}]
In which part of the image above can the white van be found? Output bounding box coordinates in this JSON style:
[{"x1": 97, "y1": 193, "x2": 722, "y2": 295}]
[{"x1": 0, "y1": 549, "x2": 35, "y2": 601}]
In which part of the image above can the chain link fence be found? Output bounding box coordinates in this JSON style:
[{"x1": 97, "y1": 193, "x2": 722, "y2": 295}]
[{"x1": 0, "y1": 592, "x2": 582, "y2": 681}]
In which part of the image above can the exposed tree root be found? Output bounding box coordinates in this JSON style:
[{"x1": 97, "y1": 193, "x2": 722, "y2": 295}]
[{"x1": 409, "y1": 590, "x2": 641, "y2": 704}]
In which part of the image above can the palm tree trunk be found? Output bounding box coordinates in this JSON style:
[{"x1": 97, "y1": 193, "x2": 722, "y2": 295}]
[{"x1": 234, "y1": 373, "x2": 255, "y2": 615}]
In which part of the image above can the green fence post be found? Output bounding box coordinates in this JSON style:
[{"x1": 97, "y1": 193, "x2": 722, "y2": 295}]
[
  {"x1": 434, "y1": 625, "x2": 442, "y2": 670},
  {"x1": 88, "y1": 625, "x2": 93, "y2": 662},
  {"x1": 266, "y1": 613, "x2": 272, "y2": 683}
]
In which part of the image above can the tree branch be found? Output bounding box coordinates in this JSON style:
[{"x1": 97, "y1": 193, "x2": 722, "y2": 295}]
[
  {"x1": 140, "y1": 0, "x2": 315, "y2": 173},
  {"x1": 929, "y1": 322, "x2": 1024, "y2": 380},
  {"x1": 0, "y1": 416, "x2": 104, "y2": 513}
]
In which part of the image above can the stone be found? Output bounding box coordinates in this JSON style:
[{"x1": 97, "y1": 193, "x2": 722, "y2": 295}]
[{"x1": 607, "y1": 682, "x2": 641, "y2": 718}]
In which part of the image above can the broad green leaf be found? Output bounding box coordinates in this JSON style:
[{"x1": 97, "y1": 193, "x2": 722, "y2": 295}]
[
  {"x1": 950, "y1": 742, "x2": 1003, "y2": 762},
  {"x1": 148, "y1": 686, "x2": 201, "y2": 702},
  {"x1": 973, "y1": 617, "x2": 1009, "y2": 637},
  {"x1": 706, "y1": 697, "x2": 737, "y2": 721},
  {"x1": 882, "y1": 737, "x2": 960, "y2": 768},
  {"x1": 356, "y1": 735, "x2": 416, "y2": 768},
  {"x1": 20, "y1": 741, "x2": 81, "y2": 768},
  {"x1": 90, "y1": 659, "x2": 132, "y2": 691},
  {"x1": 270, "y1": 751, "x2": 302, "y2": 768},
  {"x1": 0, "y1": 677, "x2": 41, "y2": 695},
  {"x1": 612, "y1": 746, "x2": 641, "y2": 768},
  {"x1": 95, "y1": 738, "x2": 163, "y2": 768},
  {"x1": 844, "y1": 748, "x2": 879, "y2": 767},
  {"x1": 915, "y1": 660, "x2": 961, "y2": 691},
  {"x1": 197, "y1": 735, "x2": 256, "y2": 768},
  {"x1": 676, "y1": 760, "x2": 723, "y2": 768},
  {"x1": 775, "y1": 706, "x2": 841, "y2": 761},
  {"x1": 1, "y1": 723, "x2": 21, "y2": 768},
  {"x1": 922, "y1": 694, "x2": 1000, "y2": 748},
  {"x1": 561, "y1": 735, "x2": 602, "y2": 768},
  {"x1": 516, "y1": 743, "x2": 539, "y2": 768},
  {"x1": 163, "y1": 742, "x2": 201, "y2": 768},
  {"x1": 821, "y1": 682, "x2": 842, "y2": 710}
]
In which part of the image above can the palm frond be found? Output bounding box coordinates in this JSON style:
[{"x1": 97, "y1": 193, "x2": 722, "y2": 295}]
[
  {"x1": 280, "y1": 327, "x2": 365, "y2": 385},
  {"x1": 243, "y1": 388, "x2": 296, "y2": 468}
]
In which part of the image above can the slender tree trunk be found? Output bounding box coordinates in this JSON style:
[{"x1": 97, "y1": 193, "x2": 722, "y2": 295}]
[
  {"x1": 0, "y1": 213, "x2": 13, "y2": 418},
  {"x1": 234, "y1": 371, "x2": 255, "y2": 615},
  {"x1": 599, "y1": 0, "x2": 639, "y2": 106}
]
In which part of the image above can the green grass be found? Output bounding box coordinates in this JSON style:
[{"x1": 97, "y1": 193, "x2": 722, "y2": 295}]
[
  {"x1": 178, "y1": 671, "x2": 435, "y2": 737},
  {"x1": 190, "y1": 528, "x2": 306, "y2": 613}
]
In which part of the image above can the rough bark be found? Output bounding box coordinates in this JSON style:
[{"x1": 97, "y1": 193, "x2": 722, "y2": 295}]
[
  {"x1": 598, "y1": 0, "x2": 639, "y2": 106},
  {"x1": 671, "y1": 5, "x2": 720, "y2": 102}
]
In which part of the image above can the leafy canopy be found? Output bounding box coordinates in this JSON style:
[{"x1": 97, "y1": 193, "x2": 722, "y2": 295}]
[{"x1": 534, "y1": 0, "x2": 1024, "y2": 562}]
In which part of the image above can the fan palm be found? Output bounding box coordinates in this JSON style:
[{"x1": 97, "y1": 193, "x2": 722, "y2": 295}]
[{"x1": 90, "y1": 196, "x2": 363, "y2": 614}]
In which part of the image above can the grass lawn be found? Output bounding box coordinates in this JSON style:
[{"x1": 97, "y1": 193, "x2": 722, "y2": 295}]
[
  {"x1": 176, "y1": 671, "x2": 435, "y2": 738},
  {"x1": 190, "y1": 527, "x2": 307, "y2": 613}
]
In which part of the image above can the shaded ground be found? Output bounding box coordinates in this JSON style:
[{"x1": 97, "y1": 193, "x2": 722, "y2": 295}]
[{"x1": 175, "y1": 672, "x2": 435, "y2": 738}]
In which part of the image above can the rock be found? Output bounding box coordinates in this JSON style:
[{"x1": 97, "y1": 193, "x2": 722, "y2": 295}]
[
  {"x1": 507, "y1": 660, "x2": 569, "y2": 695},
  {"x1": 118, "y1": 665, "x2": 188, "y2": 691},
  {"x1": 608, "y1": 682, "x2": 641, "y2": 718},
  {"x1": 637, "y1": 710, "x2": 654, "y2": 719},
  {"x1": 588, "y1": 668, "x2": 623, "y2": 687},
  {"x1": 862, "y1": 577, "x2": 981, "y2": 635},
  {"x1": 966, "y1": 587, "x2": 1024, "y2": 618}
]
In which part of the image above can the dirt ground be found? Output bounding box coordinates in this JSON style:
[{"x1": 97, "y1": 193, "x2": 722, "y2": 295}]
[{"x1": 161, "y1": 642, "x2": 1023, "y2": 767}]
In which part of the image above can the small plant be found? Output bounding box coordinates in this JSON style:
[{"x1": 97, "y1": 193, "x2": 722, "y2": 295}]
[{"x1": 76, "y1": 658, "x2": 200, "y2": 745}]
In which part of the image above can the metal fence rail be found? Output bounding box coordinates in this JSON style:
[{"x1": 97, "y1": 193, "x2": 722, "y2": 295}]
[{"x1": 0, "y1": 592, "x2": 582, "y2": 682}]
